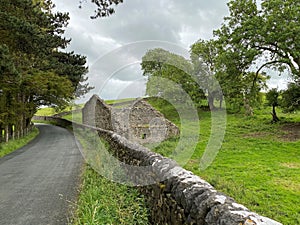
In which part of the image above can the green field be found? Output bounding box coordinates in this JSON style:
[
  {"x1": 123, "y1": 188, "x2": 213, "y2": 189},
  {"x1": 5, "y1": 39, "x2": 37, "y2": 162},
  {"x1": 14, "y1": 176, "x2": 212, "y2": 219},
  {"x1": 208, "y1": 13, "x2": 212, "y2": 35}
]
[
  {"x1": 35, "y1": 104, "x2": 82, "y2": 117},
  {"x1": 147, "y1": 98, "x2": 300, "y2": 225},
  {"x1": 105, "y1": 98, "x2": 137, "y2": 105}
]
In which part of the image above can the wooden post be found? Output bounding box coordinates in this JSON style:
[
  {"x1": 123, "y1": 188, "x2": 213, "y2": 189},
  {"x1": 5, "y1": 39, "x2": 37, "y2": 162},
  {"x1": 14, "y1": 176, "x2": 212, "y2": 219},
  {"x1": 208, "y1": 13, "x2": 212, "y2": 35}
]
[{"x1": 5, "y1": 125, "x2": 9, "y2": 142}]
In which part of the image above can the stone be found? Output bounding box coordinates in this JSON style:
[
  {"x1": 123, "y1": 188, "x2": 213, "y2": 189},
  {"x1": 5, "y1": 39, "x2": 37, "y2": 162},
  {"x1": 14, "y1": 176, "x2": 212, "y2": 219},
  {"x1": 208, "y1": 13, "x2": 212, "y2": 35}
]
[{"x1": 82, "y1": 95, "x2": 180, "y2": 144}]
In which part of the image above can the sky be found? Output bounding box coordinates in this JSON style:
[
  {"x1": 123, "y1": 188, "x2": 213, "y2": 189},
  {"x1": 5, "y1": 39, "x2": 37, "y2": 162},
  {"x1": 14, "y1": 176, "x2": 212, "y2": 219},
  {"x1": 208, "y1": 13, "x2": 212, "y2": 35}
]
[{"x1": 52, "y1": 0, "x2": 289, "y2": 101}]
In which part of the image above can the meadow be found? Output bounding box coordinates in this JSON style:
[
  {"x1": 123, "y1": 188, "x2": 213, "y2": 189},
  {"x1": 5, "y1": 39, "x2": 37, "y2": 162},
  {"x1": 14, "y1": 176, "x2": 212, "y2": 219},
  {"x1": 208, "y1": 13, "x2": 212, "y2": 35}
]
[{"x1": 147, "y1": 98, "x2": 300, "y2": 225}]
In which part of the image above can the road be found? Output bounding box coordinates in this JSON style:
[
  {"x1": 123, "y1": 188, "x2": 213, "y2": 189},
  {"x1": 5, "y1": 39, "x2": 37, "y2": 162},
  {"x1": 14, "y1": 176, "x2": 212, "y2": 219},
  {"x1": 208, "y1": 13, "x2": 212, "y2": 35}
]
[{"x1": 0, "y1": 124, "x2": 83, "y2": 225}]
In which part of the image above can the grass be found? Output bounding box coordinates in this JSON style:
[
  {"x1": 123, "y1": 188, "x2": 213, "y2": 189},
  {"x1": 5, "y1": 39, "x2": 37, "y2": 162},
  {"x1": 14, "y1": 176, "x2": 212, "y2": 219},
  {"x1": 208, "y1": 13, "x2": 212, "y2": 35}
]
[
  {"x1": 35, "y1": 105, "x2": 83, "y2": 123},
  {"x1": 63, "y1": 112, "x2": 82, "y2": 123},
  {"x1": 72, "y1": 165, "x2": 149, "y2": 225},
  {"x1": 35, "y1": 104, "x2": 83, "y2": 117},
  {"x1": 35, "y1": 107, "x2": 57, "y2": 116},
  {"x1": 105, "y1": 98, "x2": 137, "y2": 105},
  {"x1": 146, "y1": 98, "x2": 300, "y2": 225},
  {"x1": 0, "y1": 127, "x2": 39, "y2": 158}
]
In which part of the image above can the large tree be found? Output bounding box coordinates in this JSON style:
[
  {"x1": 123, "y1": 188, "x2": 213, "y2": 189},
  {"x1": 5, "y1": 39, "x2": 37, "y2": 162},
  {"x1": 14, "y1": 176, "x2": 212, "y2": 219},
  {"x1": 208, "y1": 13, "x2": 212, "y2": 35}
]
[
  {"x1": 141, "y1": 48, "x2": 205, "y2": 105},
  {"x1": 191, "y1": 38, "x2": 268, "y2": 113},
  {"x1": 209, "y1": 0, "x2": 300, "y2": 114},
  {"x1": 0, "y1": 0, "x2": 88, "y2": 141},
  {"x1": 191, "y1": 39, "x2": 222, "y2": 110}
]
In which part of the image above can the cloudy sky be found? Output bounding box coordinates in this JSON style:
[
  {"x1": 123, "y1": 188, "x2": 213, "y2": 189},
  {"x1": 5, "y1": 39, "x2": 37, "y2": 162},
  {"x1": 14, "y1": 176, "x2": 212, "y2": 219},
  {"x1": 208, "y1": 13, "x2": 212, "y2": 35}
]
[{"x1": 52, "y1": 0, "x2": 289, "y2": 101}]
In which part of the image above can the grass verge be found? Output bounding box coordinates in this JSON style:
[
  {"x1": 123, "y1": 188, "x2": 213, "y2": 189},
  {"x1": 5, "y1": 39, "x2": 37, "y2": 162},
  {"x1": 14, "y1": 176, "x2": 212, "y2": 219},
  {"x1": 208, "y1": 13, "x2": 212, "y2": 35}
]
[
  {"x1": 0, "y1": 127, "x2": 39, "y2": 158},
  {"x1": 72, "y1": 165, "x2": 149, "y2": 225}
]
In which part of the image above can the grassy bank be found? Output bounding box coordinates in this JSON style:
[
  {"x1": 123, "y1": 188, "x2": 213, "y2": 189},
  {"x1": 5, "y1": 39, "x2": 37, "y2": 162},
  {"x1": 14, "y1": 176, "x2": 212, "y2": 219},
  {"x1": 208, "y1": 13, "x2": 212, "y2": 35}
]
[
  {"x1": 147, "y1": 98, "x2": 300, "y2": 225},
  {"x1": 0, "y1": 127, "x2": 39, "y2": 158},
  {"x1": 72, "y1": 165, "x2": 149, "y2": 225}
]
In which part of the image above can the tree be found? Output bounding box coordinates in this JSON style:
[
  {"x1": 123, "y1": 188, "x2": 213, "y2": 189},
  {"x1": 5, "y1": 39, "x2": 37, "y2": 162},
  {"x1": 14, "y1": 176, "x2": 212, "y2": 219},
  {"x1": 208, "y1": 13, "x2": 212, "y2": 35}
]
[
  {"x1": 141, "y1": 48, "x2": 205, "y2": 105},
  {"x1": 266, "y1": 88, "x2": 280, "y2": 122},
  {"x1": 215, "y1": 0, "x2": 300, "y2": 80},
  {"x1": 210, "y1": 0, "x2": 300, "y2": 114},
  {"x1": 0, "y1": 0, "x2": 89, "y2": 141},
  {"x1": 0, "y1": 45, "x2": 19, "y2": 141},
  {"x1": 281, "y1": 82, "x2": 300, "y2": 113},
  {"x1": 191, "y1": 36, "x2": 268, "y2": 114},
  {"x1": 191, "y1": 39, "x2": 222, "y2": 110}
]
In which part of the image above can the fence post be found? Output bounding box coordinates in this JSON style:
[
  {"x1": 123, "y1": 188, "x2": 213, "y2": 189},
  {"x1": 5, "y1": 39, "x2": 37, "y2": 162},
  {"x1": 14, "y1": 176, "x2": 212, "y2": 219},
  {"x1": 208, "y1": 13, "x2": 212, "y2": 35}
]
[
  {"x1": 5, "y1": 125, "x2": 9, "y2": 142},
  {"x1": 12, "y1": 125, "x2": 15, "y2": 140}
]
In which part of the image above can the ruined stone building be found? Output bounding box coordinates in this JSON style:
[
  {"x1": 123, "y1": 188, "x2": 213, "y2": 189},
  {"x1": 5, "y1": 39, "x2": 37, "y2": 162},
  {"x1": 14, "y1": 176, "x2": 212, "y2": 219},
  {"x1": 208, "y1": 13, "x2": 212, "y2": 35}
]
[{"x1": 82, "y1": 95, "x2": 179, "y2": 144}]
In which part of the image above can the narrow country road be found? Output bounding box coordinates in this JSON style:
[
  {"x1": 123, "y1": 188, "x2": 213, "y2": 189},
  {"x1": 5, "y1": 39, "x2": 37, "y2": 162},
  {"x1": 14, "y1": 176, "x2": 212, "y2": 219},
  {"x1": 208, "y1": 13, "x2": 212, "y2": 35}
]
[{"x1": 0, "y1": 124, "x2": 83, "y2": 225}]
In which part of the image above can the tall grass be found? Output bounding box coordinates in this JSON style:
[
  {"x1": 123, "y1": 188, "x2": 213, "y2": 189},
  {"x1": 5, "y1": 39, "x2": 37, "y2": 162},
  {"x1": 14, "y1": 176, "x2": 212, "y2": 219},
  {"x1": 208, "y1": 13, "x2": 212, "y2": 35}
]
[
  {"x1": 70, "y1": 124, "x2": 150, "y2": 224},
  {"x1": 72, "y1": 165, "x2": 149, "y2": 225}
]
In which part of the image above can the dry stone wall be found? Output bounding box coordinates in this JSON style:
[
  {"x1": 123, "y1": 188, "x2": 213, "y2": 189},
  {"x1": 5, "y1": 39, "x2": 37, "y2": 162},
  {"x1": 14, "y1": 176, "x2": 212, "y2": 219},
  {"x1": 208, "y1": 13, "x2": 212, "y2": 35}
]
[
  {"x1": 85, "y1": 126, "x2": 282, "y2": 225},
  {"x1": 34, "y1": 116, "x2": 282, "y2": 225}
]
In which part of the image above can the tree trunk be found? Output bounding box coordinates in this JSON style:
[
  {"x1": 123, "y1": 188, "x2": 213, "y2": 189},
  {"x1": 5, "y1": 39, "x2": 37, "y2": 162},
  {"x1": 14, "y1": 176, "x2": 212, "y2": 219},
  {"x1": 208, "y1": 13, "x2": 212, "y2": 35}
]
[
  {"x1": 219, "y1": 95, "x2": 223, "y2": 109},
  {"x1": 208, "y1": 93, "x2": 216, "y2": 111},
  {"x1": 244, "y1": 98, "x2": 253, "y2": 116},
  {"x1": 271, "y1": 105, "x2": 280, "y2": 123}
]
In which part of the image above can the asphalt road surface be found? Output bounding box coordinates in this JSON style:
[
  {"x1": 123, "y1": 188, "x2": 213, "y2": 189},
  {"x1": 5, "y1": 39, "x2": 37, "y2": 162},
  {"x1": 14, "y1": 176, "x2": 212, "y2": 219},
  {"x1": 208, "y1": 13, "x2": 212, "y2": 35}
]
[{"x1": 0, "y1": 124, "x2": 83, "y2": 225}]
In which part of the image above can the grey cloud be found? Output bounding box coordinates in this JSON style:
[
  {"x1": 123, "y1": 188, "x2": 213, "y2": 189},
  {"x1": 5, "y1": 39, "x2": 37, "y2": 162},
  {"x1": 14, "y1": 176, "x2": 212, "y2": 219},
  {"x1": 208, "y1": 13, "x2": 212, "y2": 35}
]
[{"x1": 53, "y1": 0, "x2": 229, "y2": 100}]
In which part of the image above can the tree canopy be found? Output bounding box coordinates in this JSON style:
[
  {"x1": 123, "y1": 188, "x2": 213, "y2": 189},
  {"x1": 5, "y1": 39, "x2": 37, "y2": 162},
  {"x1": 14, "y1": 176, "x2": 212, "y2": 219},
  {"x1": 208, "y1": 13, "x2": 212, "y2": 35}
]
[
  {"x1": 281, "y1": 81, "x2": 300, "y2": 112},
  {"x1": 190, "y1": 0, "x2": 298, "y2": 114},
  {"x1": 141, "y1": 48, "x2": 205, "y2": 105},
  {"x1": 214, "y1": 0, "x2": 300, "y2": 79}
]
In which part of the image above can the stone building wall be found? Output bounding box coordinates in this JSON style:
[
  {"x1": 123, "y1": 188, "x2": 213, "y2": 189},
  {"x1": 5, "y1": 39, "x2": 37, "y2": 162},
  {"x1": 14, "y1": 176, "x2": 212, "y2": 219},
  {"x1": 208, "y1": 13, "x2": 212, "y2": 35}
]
[
  {"x1": 82, "y1": 95, "x2": 113, "y2": 131},
  {"x1": 82, "y1": 95, "x2": 180, "y2": 144},
  {"x1": 127, "y1": 100, "x2": 179, "y2": 144}
]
